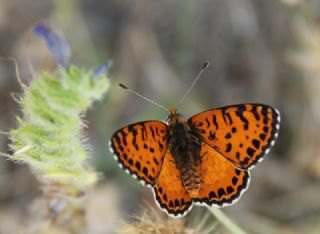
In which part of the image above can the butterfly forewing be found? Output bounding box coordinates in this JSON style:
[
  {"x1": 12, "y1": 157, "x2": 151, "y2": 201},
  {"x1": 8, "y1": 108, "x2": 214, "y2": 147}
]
[
  {"x1": 153, "y1": 151, "x2": 193, "y2": 217},
  {"x1": 194, "y1": 144, "x2": 250, "y2": 206},
  {"x1": 109, "y1": 121, "x2": 169, "y2": 187},
  {"x1": 188, "y1": 104, "x2": 280, "y2": 170}
]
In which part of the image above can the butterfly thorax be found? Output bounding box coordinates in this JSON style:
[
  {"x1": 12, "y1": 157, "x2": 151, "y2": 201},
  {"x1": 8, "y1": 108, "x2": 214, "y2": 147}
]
[{"x1": 167, "y1": 109, "x2": 201, "y2": 198}]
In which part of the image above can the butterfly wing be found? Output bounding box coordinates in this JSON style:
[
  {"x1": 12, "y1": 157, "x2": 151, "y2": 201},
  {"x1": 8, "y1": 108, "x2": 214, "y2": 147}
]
[
  {"x1": 188, "y1": 104, "x2": 280, "y2": 170},
  {"x1": 153, "y1": 151, "x2": 193, "y2": 217},
  {"x1": 109, "y1": 121, "x2": 169, "y2": 187},
  {"x1": 194, "y1": 143, "x2": 250, "y2": 206}
]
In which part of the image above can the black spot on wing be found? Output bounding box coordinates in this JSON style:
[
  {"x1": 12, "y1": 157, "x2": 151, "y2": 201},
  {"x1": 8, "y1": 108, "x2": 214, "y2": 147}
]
[
  {"x1": 227, "y1": 186, "x2": 234, "y2": 194},
  {"x1": 246, "y1": 147, "x2": 256, "y2": 157},
  {"x1": 261, "y1": 105, "x2": 269, "y2": 116},
  {"x1": 225, "y1": 133, "x2": 231, "y2": 139},
  {"x1": 174, "y1": 199, "x2": 180, "y2": 207},
  {"x1": 139, "y1": 123, "x2": 146, "y2": 141},
  {"x1": 150, "y1": 126, "x2": 155, "y2": 138},
  {"x1": 218, "y1": 188, "x2": 226, "y2": 197},
  {"x1": 205, "y1": 118, "x2": 211, "y2": 128},
  {"x1": 260, "y1": 133, "x2": 266, "y2": 140},
  {"x1": 221, "y1": 109, "x2": 233, "y2": 125},
  {"x1": 128, "y1": 125, "x2": 139, "y2": 150},
  {"x1": 142, "y1": 167, "x2": 148, "y2": 176},
  {"x1": 119, "y1": 130, "x2": 128, "y2": 146},
  {"x1": 209, "y1": 132, "x2": 216, "y2": 140},
  {"x1": 153, "y1": 157, "x2": 160, "y2": 165},
  {"x1": 232, "y1": 176, "x2": 238, "y2": 185},
  {"x1": 235, "y1": 105, "x2": 249, "y2": 130},
  {"x1": 226, "y1": 143, "x2": 232, "y2": 152},
  {"x1": 252, "y1": 139, "x2": 260, "y2": 149},
  {"x1": 251, "y1": 105, "x2": 260, "y2": 120},
  {"x1": 213, "y1": 115, "x2": 218, "y2": 130},
  {"x1": 209, "y1": 191, "x2": 217, "y2": 199},
  {"x1": 135, "y1": 161, "x2": 141, "y2": 171},
  {"x1": 113, "y1": 133, "x2": 121, "y2": 145},
  {"x1": 155, "y1": 127, "x2": 160, "y2": 137}
]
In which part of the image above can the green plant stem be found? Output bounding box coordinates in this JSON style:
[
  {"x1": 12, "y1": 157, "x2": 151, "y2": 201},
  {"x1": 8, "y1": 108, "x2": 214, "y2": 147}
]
[{"x1": 208, "y1": 207, "x2": 247, "y2": 234}]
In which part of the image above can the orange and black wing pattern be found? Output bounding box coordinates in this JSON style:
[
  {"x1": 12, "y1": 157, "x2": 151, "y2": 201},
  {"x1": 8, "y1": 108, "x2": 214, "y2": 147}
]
[
  {"x1": 194, "y1": 144, "x2": 250, "y2": 206},
  {"x1": 153, "y1": 151, "x2": 193, "y2": 217},
  {"x1": 109, "y1": 121, "x2": 169, "y2": 187},
  {"x1": 189, "y1": 104, "x2": 280, "y2": 170}
]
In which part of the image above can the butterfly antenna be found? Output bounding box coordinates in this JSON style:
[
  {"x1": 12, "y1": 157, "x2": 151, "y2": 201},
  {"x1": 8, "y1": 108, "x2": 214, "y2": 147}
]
[
  {"x1": 119, "y1": 83, "x2": 170, "y2": 113},
  {"x1": 176, "y1": 61, "x2": 210, "y2": 110}
]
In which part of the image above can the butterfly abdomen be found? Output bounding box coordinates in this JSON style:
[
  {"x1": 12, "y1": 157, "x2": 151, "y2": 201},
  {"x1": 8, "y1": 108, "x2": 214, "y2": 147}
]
[
  {"x1": 168, "y1": 121, "x2": 202, "y2": 197},
  {"x1": 181, "y1": 162, "x2": 201, "y2": 197}
]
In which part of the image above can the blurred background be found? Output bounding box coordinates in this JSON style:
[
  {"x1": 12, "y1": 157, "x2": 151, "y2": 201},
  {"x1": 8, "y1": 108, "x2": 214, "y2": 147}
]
[{"x1": 0, "y1": 0, "x2": 320, "y2": 233}]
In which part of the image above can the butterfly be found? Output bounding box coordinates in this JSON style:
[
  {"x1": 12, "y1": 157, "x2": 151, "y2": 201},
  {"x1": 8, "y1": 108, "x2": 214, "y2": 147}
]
[{"x1": 109, "y1": 103, "x2": 280, "y2": 217}]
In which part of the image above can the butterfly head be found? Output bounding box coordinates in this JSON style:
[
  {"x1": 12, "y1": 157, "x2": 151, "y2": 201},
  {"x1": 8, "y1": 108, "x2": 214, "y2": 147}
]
[{"x1": 166, "y1": 108, "x2": 184, "y2": 124}]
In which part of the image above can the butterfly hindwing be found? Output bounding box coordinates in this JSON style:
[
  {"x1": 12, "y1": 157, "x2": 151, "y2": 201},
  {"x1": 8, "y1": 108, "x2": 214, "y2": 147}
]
[
  {"x1": 188, "y1": 104, "x2": 280, "y2": 169},
  {"x1": 194, "y1": 144, "x2": 250, "y2": 206},
  {"x1": 153, "y1": 151, "x2": 193, "y2": 217},
  {"x1": 109, "y1": 121, "x2": 169, "y2": 187}
]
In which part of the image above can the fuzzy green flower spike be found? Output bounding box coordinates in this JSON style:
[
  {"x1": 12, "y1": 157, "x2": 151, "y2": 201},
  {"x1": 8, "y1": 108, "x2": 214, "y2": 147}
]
[
  {"x1": 3, "y1": 24, "x2": 110, "y2": 233},
  {"x1": 6, "y1": 23, "x2": 110, "y2": 233},
  {"x1": 10, "y1": 65, "x2": 109, "y2": 194}
]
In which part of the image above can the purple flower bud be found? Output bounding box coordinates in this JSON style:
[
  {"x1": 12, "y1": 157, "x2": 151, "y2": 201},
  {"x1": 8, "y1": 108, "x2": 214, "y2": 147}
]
[
  {"x1": 93, "y1": 60, "x2": 113, "y2": 79},
  {"x1": 33, "y1": 23, "x2": 71, "y2": 67}
]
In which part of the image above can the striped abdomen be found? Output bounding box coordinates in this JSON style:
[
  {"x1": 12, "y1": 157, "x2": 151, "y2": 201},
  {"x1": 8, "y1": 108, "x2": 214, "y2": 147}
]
[{"x1": 180, "y1": 163, "x2": 201, "y2": 197}]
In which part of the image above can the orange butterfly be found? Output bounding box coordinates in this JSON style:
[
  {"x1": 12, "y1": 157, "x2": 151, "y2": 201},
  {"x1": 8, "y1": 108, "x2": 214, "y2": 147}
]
[{"x1": 109, "y1": 66, "x2": 280, "y2": 217}]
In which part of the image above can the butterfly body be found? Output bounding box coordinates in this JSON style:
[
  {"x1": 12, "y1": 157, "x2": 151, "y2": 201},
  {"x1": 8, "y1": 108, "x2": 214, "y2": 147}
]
[
  {"x1": 167, "y1": 108, "x2": 202, "y2": 197},
  {"x1": 109, "y1": 104, "x2": 280, "y2": 217}
]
